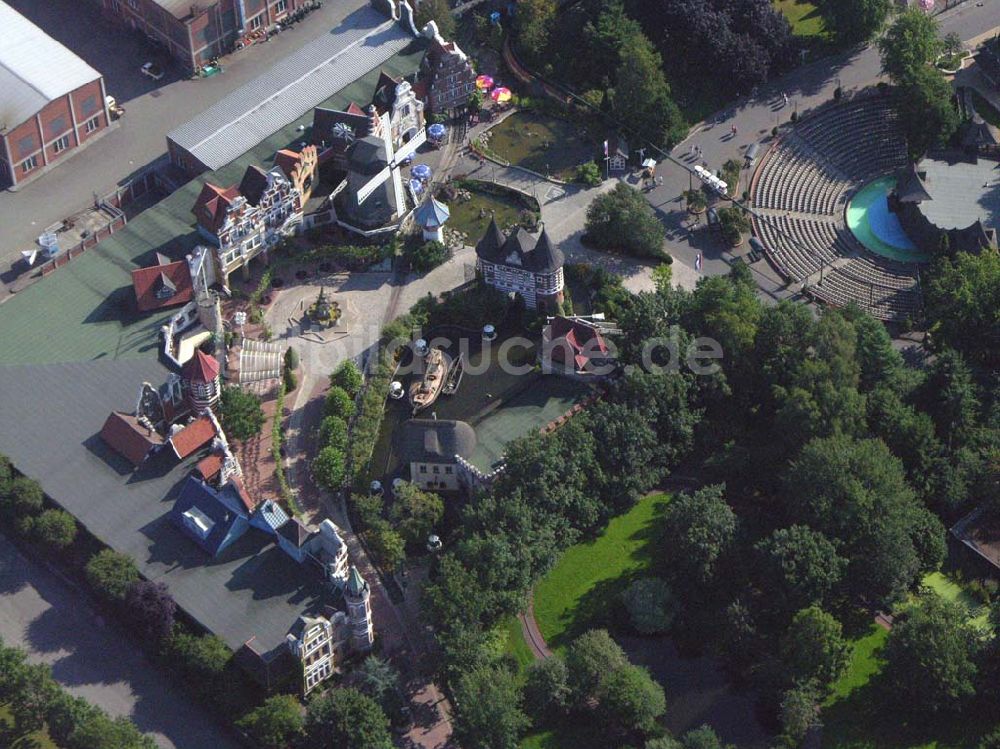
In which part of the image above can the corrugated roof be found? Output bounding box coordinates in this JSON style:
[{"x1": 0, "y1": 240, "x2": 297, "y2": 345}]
[
  {"x1": 167, "y1": 8, "x2": 412, "y2": 170},
  {"x1": 0, "y1": 1, "x2": 102, "y2": 129}
]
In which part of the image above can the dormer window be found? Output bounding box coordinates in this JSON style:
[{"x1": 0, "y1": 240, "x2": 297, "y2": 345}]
[
  {"x1": 183, "y1": 507, "x2": 215, "y2": 539},
  {"x1": 154, "y1": 272, "x2": 177, "y2": 300}
]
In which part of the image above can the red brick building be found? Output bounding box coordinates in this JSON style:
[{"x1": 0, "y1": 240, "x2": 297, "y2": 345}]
[
  {"x1": 97, "y1": 0, "x2": 308, "y2": 72},
  {"x1": 0, "y1": 2, "x2": 110, "y2": 189}
]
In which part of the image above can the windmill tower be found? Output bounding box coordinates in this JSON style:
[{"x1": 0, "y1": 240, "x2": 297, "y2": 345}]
[
  {"x1": 344, "y1": 111, "x2": 427, "y2": 228},
  {"x1": 344, "y1": 565, "x2": 374, "y2": 652}
]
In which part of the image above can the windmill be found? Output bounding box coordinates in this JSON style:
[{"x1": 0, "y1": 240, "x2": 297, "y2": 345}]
[
  {"x1": 332, "y1": 122, "x2": 355, "y2": 145},
  {"x1": 350, "y1": 111, "x2": 427, "y2": 221}
]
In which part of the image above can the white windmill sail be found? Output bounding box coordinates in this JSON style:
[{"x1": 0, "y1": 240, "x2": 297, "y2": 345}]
[
  {"x1": 394, "y1": 128, "x2": 426, "y2": 163},
  {"x1": 357, "y1": 164, "x2": 392, "y2": 205}
]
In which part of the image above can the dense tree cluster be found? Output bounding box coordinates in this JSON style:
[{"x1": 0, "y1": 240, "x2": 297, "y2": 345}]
[
  {"x1": 629, "y1": 0, "x2": 795, "y2": 97},
  {"x1": 878, "y1": 11, "x2": 959, "y2": 159},
  {"x1": 421, "y1": 253, "x2": 998, "y2": 743},
  {"x1": 0, "y1": 637, "x2": 156, "y2": 748},
  {"x1": 219, "y1": 385, "x2": 266, "y2": 441},
  {"x1": 585, "y1": 183, "x2": 666, "y2": 258}
]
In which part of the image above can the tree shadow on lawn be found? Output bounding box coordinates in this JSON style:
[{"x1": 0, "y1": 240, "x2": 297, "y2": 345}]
[{"x1": 821, "y1": 673, "x2": 986, "y2": 749}]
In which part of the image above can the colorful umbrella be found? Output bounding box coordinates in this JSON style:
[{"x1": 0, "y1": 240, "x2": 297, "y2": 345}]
[
  {"x1": 476, "y1": 75, "x2": 494, "y2": 90},
  {"x1": 491, "y1": 87, "x2": 512, "y2": 103},
  {"x1": 412, "y1": 163, "x2": 432, "y2": 180},
  {"x1": 427, "y1": 123, "x2": 447, "y2": 139},
  {"x1": 409, "y1": 178, "x2": 424, "y2": 194}
]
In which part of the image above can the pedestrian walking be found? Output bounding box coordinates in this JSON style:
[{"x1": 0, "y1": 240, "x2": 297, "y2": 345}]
[
  {"x1": 731, "y1": 124, "x2": 738, "y2": 137},
  {"x1": 783, "y1": 92, "x2": 788, "y2": 106}
]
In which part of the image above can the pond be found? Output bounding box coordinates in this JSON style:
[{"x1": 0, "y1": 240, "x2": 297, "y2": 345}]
[
  {"x1": 442, "y1": 182, "x2": 539, "y2": 243},
  {"x1": 487, "y1": 111, "x2": 596, "y2": 181}
]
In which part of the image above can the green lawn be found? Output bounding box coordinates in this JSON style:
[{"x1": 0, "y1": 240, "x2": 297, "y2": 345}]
[
  {"x1": 822, "y1": 570, "x2": 996, "y2": 748},
  {"x1": 0, "y1": 703, "x2": 59, "y2": 749},
  {"x1": 486, "y1": 112, "x2": 595, "y2": 182},
  {"x1": 533, "y1": 493, "x2": 670, "y2": 651},
  {"x1": 503, "y1": 614, "x2": 536, "y2": 672},
  {"x1": 772, "y1": 0, "x2": 828, "y2": 38}
]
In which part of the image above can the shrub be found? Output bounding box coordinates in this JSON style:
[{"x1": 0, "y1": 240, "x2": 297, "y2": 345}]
[
  {"x1": 314, "y1": 446, "x2": 346, "y2": 490},
  {"x1": 331, "y1": 360, "x2": 363, "y2": 396},
  {"x1": 324, "y1": 386, "x2": 355, "y2": 419},
  {"x1": 319, "y1": 415, "x2": 349, "y2": 451},
  {"x1": 28, "y1": 509, "x2": 77, "y2": 550},
  {"x1": 86, "y1": 550, "x2": 139, "y2": 601},
  {"x1": 219, "y1": 386, "x2": 265, "y2": 441},
  {"x1": 164, "y1": 631, "x2": 232, "y2": 693},
  {"x1": 284, "y1": 346, "x2": 299, "y2": 372},
  {"x1": 404, "y1": 240, "x2": 450, "y2": 273},
  {"x1": 3, "y1": 476, "x2": 44, "y2": 516},
  {"x1": 365, "y1": 519, "x2": 406, "y2": 572},
  {"x1": 125, "y1": 580, "x2": 176, "y2": 642},
  {"x1": 283, "y1": 366, "x2": 297, "y2": 393},
  {"x1": 576, "y1": 161, "x2": 602, "y2": 186}
]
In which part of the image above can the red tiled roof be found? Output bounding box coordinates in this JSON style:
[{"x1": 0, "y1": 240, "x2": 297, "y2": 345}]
[
  {"x1": 184, "y1": 349, "x2": 220, "y2": 384},
  {"x1": 347, "y1": 101, "x2": 366, "y2": 116},
  {"x1": 100, "y1": 412, "x2": 164, "y2": 467},
  {"x1": 230, "y1": 475, "x2": 256, "y2": 513},
  {"x1": 273, "y1": 148, "x2": 302, "y2": 179},
  {"x1": 548, "y1": 317, "x2": 608, "y2": 371},
  {"x1": 192, "y1": 182, "x2": 239, "y2": 234},
  {"x1": 195, "y1": 453, "x2": 223, "y2": 481},
  {"x1": 170, "y1": 416, "x2": 216, "y2": 459},
  {"x1": 131, "y1": 259, "x2": 194, "y2": 313}
]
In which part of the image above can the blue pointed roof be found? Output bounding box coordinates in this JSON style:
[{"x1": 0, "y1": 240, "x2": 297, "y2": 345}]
[
  {"x1": 415, "y1": 197, "x2": 450, "y2": 229},
  {"x1": 170, "y1": 475, "x2": 249, "y2": 556}
]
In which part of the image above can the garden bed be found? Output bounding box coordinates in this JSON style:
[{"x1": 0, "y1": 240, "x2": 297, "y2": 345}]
[{"x1": 485, "y1": 111, "x2": 595, "y2": 181}]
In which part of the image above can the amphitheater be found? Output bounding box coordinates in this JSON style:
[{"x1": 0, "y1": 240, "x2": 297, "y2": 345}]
[{"x1": 750, "y1": 94, "x2": 921, "y2": 321}]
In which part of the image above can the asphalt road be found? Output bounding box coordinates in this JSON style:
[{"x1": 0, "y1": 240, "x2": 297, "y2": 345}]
[
  {"x1": 0, "y1": 534, "x2": 242, "y2": 749},
  {"x1": 0, "y1": 0, "x2": 372, "y2": 274}
]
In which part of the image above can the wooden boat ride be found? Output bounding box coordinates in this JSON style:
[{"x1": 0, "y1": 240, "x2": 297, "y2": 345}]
[{"x1": 409, "y1": 347, "x2": 452, "y2": 412}]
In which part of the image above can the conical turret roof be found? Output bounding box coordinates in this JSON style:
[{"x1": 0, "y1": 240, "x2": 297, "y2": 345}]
[
  {"x1": 475, "y1": 217, "x2": 505, "y2": 263},
  {"x1": 528, "y1": 229, "x2": 564, "y2": 273},
  {"x1": 345, "y1": 565, "x2": 368, "y2": 598}
]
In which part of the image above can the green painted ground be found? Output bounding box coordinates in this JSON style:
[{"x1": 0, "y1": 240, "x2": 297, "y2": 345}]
[
  {"x1": 0, "y1": 43, "x2": 426, "y2": 367},
  {"x1": 533, "y1": 493, "x2": 670, "y2": 651},
  {"x1": 487, "y1": 112, "x2": 595, "y2": 182},
  {"x1": 469, "y1": 376, "x2": 589, "y2": 473}
]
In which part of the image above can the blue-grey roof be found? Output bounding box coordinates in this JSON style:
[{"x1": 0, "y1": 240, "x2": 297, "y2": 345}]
[
  {"x1": 252, "y1": 499, "x2": 290, "y2": 534},
  {"x1": 415, "y1": 197, "x2": 450, "y2": 228},
  {"x1": 170, "y1": 476, "x2": 248, "y2": 556},
  {"x1": 166, "y1": 7, "x2": 413, "y2": 170}
]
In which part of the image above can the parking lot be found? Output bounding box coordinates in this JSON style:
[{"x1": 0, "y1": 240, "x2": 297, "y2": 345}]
[{"x1": 0, "y1": 0, "x2": 373, "y2": 295}]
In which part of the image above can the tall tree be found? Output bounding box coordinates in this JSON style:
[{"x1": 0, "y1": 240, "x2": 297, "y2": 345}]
[
  {"x1": 236, "y1": 695, "x2": 304, "y2": 749},
  {"x1": 878, "y1": 9, "x2": 942, "y2": 83},
  {"x1": 451, "y1": 666, "x2": 530, "y2": 749},
  {"x1": 515, "y1": 0, "x2": 558, "y2": 69},
  {"x1": 895, "y1": 65, "x2": 959, "y2": 160},
  {"x1": 660, "y1": 485, "x2": 737, "y2": 588},
  {"x1": 219, "y1": 386, "x2": 265, "y2": 441},
  {"x1": 780, "y1": 606, "x2": 850, "y2": 689},
  {"x1": 390, "y1": 482, "x2": 444, "y2": 547},
  {"x1": 586, "y1": 183, "x2": 667, "y2": 258},
  {"x1": 754, "y1": 525, "x2": 847, "y2": 615},
  {"x1": 924, "y1": 251, "x2": 1000, "y2": 369},
  {"x1": 565, "y1": 629, "x2": 629, "y2": 704},
  {"x1": 612, "y1": 31, "x2": 686, "y2": 148},
  {"x1": 827, "y1": 0, "x2": 891, "y2": 45},
  {"x1": 883, "y1": 593, "x2": 978, "y2": 715},
  {"x1": 305, "y1": 688, "x2": 393, "y2": 749},
  {"x1": 414, "y1": 0, "x2": 455, "y2": 40},
  {"x1": 598, "y1": 664, "x2": 667, "y2": 739},
  {"x1": 523, "y1": 656, "x2": 571, "y2": 719}
]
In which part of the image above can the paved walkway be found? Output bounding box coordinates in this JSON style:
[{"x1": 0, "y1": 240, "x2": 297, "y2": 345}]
[
  {"x1": 0, "y1": 534, "x2": 241, "y2": 749},
  {"x1": 518, "y1": 593, "x2": 553, "y2": 661}
]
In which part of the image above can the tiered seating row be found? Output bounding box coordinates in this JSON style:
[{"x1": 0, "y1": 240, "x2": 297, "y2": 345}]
[
  {"x1": 794, "y1": 99, "x2": 907, "y2": 179},
  {"x1": 753, "y1": 139, "x2": 850, "y2": 215}
]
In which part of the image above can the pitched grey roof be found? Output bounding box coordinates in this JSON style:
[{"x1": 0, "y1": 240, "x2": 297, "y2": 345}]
[
  {"x1": 239, "y1": 165, "x2": 270, "y2": 206},
  {"x1": 415, "y1": 197, "x2": 450, "y2": 228},
  {"x1": 399, "y1": 419, "x2": 477, "y2": 463},
  {"x1": 0, "y1": 2, "x2": 102, "y2": 128},
  {"x1": 348, "y1": 135, "x2": 388, "y2": 174},
  {"x1": 166, "y1": 7, "x2": 412, "y2": 170},
  {"x1": 477, "y1": 222, "x2": 564, "y2": 274}
]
